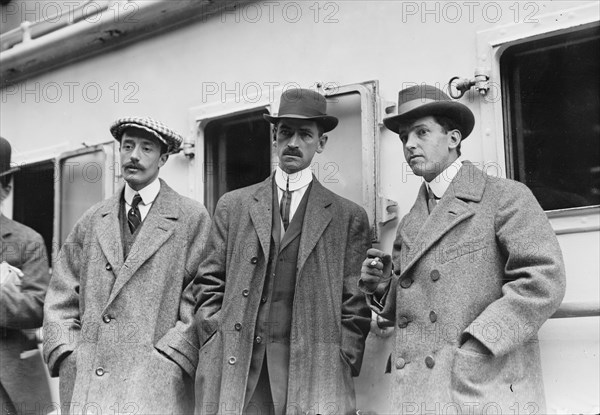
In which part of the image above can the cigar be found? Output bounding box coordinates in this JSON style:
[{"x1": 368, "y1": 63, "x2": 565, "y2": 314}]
[{"x1": 370, "y1": 258, "x2": 380, "y2": 267}]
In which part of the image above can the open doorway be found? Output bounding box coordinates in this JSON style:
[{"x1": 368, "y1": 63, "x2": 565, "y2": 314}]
[
  {"x1": 203, "y1": 109, "x2": 272, "y2": 215},
  {"x1": 12, "y1": 160, "x2": 55, "y2": 264}
]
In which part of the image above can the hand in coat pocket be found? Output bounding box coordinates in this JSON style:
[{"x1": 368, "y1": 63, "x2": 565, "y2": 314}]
[
  {"x1": 451, "y1": 347, "x2": 518, "y2": 414},
  {"x1": 460, "y1": 335, "x2": 492, "y2": 355}
]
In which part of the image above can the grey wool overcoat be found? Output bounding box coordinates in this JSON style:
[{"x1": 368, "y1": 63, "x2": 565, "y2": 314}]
[
  {"x1": 43, "y1": 180, "x2": 210, "y2": 414},
  {"x1": 1, "y1": 215, "x2": 52, "y2": 414},
  {"x1": 372, "y1": 161, "x2": 566, "y2": 414},
  {"x1": 194, "y1": 174, "x2": 372, "y2": 415}
]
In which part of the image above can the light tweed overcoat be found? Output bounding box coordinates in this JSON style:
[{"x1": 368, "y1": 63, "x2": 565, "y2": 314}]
[
  {"x1": 43, "y1": 180, "x2": 210, "y2": 414},
  {"x1": 373, "y1": 161, "x2": 566, "y2": 414},
  {"x1": 194, "y1": 175, "x2": 371, "y2": 415}
]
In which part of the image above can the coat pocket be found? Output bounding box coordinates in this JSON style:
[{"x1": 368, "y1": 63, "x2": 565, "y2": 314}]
[
  {"x1": 151, "y1": 348, "x2": 184, "y2": 375},
  {"x1": 451, "y1": 347, "x2": 517, "y2": 414}
]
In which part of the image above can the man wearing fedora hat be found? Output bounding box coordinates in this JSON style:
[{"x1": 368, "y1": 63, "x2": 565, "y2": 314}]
[
  {"x1": 360, "y1": 84, "x2": 565, "y2": 413},
  {"x1": 193, "y1": 88, "x2": 371, "y2": 414},
  {"x1": 1, "y1": 137, "x2": 53, "y2": 414},
  {"x1": 43, "y1": 118, "x2": 210, "y2": 413}
]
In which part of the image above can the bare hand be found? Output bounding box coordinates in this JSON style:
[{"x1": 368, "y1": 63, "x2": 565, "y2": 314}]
[
  {"x1": 0, "y1": 261, "x2": 23, "y2": 286},
  {"x1": 360, "y1": 248, "x2": 393, "y2": 294}
]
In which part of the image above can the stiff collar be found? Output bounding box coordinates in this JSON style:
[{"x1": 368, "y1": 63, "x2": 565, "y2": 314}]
[
  {"x1": 124, "y1": 177, "x2": 161, "y2": 206},
  {"x1": 275, "y1": 165, "x2": 313, "y2": 192},
  {"x1": 426, "y1": 156, "x2": 464, "y2": 199}
]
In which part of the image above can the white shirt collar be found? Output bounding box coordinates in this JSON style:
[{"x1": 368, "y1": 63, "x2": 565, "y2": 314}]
[
  {"x1": 124, "y1": 177, "x2": 161, "y2": 206},
  {"x1": 275, "y1": 165, "x2": 313, "y2": 192},
  {"x1": 426, "y1": 156, "x2": 464, "y2": 199}
]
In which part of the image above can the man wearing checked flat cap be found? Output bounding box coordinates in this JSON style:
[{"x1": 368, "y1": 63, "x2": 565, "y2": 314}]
[
  {"x1": 43, "y1": 117, "x2": 210, "y2": 413},
  {"x1": 193, "y1": 88, "x2": 371, "y2": 414},
  {"x1": 359, "y1": 84, "x2": 566, "y2": 413}
]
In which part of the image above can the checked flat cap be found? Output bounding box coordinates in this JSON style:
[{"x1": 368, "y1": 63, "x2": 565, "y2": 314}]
[{"x1": 110, "y1": 116, "x2": 183, "y2": 154}]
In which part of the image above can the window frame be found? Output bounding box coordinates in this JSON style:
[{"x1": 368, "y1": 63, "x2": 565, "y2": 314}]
[{"x1": 476, "y1": 3, "x2": 600, "y2": 231}]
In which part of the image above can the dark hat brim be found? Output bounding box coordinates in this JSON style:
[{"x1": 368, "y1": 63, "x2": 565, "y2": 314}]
[
  {"x1": 263, "y1": 114, "x2": 339, "y2": 133},
  {"x1": 383, "y1": 101, "x2": 475, "y2": 139}
]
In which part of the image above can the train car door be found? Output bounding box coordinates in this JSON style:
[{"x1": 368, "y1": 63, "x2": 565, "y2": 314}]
[{"x1": 190, "y1": 80, "x2": 393, "y2": 242}]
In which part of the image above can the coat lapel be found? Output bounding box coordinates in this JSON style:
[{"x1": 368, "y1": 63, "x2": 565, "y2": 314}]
[
  {"x1": 95, "y1": 189, "x2": 124, "y2": 273},
  {"x1": 297, "y1": 178, "x2": 332, "y2": 276},
  {"x1": 249, "y1": 176, "x2": 274, "y2": 258},
  {"x1": 400, "y1": 162, "x2": 485, "y2": 278},
  {"x1": 399, "y1": 183, "x2": 429, "y2": 251},
  {"x1": 106, "y1": 180, "x2": 178, "y2": 305}
]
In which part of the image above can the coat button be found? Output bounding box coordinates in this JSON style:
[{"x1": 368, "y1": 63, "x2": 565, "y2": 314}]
[
  {"x1": 400, "y1": 278, "x2": 413, "y2": 289},
  {"x1": 425, "y1": 355, "x2": 435, "y2": 368},
  {"x1": 102, "y1": 314, "x2": 111, "y2": 323},
  {"x1": 261, "y1": 297, "x2": 267, "y2": 303},
  {"x1": 395, "y1": 357, "x2": 406, "y2": 369},
  {"x1": 250, "y1": 257, "x2": 258, "y2": 264},
  {"x1": 430, "y1": 269, "x2": 440, "y2": 281},
  {"x1": 242, "y1": 289, "x2": 249, "y2": 297},
  {"x1": 234, "y1": 323, "x2": 242, "y2": 331},
  {"x1": 105, "y1": 263, "x2": 112, "y2": 271},
  {"x1": 429, "y1": 311, "x2": 438, "y2": 323},
  {"x1": 255, "y1": 336, "x2": 262, "y2": 344},
  {"x1": 228, "y1": 356, "x2": 236, "y2": 365},
  {"x1": 95, "y1": 367, "x2": 105, "y2": 376},
  {"x1": 397, "y1": 316, "x2": 409, "y2": 328}
]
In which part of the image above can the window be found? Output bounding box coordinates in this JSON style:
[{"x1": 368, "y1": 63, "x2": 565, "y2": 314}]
[
  {"x1": 501, "y1": 26, "x2": 600, "y2": 211},
  {"x1": 203, "y1": 109, "x2": 272, "y2": 215},
  {"x1": 59, "y1": 150, "x2": 107, "y2": 245},
  {"x1": 9, "y1": 144, "x2": 116, "y2": 264}
]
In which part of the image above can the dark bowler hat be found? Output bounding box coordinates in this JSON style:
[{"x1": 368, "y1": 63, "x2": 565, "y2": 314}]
[
  {"x1": 110, "y1": 116, "x2": 184, "y2": 154},
  {"x1": 383, "y1": 84, "x2": 475, "y2": 139},
  {"x1": 0, "y1": 136, "x2": 20, "y2": 178},
  {"x1": 264, "y1": 88, "x2": 338, "y2": 133}
]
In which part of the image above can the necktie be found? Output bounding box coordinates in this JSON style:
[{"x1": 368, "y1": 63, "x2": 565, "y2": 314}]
[
  {"x1": 280, "y1": 179, "x2": 292, "y2": 231},
  {"x1": 427, "y1": 187, "x2": 439, "y2": 214},
  {"x1": 128, "y1": 194, "x2": 142, "y2": 234}
]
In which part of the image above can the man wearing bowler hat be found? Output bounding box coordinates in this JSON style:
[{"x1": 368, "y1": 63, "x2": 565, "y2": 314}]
[
  {"x1": 1, "y1": 137, "x2": 53, "y2": 414},
  {"x1": 43, "y1": 117, "x2": 210, "y2": 413},
  {"x1": 359, "y1": 84, "x2": 566, "y2": 413},
  {"x1": 193, "y1": 88, "x2": 371, "y2": 414}
]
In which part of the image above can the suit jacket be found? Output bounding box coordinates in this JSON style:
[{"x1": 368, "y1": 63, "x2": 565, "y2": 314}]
[
  {"x1": 1, "y1": 215, "x2": 52, "y2": 414},
  {"x1": 371, "y1": 161, "x2": 566, "y2": 414},
  {"x1": 194, "y1": 174, "x2": 371, "y2": 415},
  {"x1": 42, "y1": 179, "x2": 210, "y2": 414}
]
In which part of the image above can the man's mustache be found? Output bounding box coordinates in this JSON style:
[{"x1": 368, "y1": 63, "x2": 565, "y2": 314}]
[
  {"x1": 123, "y1": 162, "x2": 143, "y2": 170},
  {"x1": 283, "y1": 148, "x2": 302, "y2": 157}
]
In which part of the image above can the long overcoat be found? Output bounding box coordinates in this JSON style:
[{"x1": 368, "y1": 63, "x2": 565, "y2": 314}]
[
  {"x1": 374, "y1": 161, "x2": 566, "y2": 414},
  {"x1": 43, "y1": 180, "x2": 210, "y2": 414},
  {"x1": 194, "y1": 175, "x2": 371, "y2": 415},
  {"x1": 1, "y1": 215, "x2": 52, "y2": 414}
]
